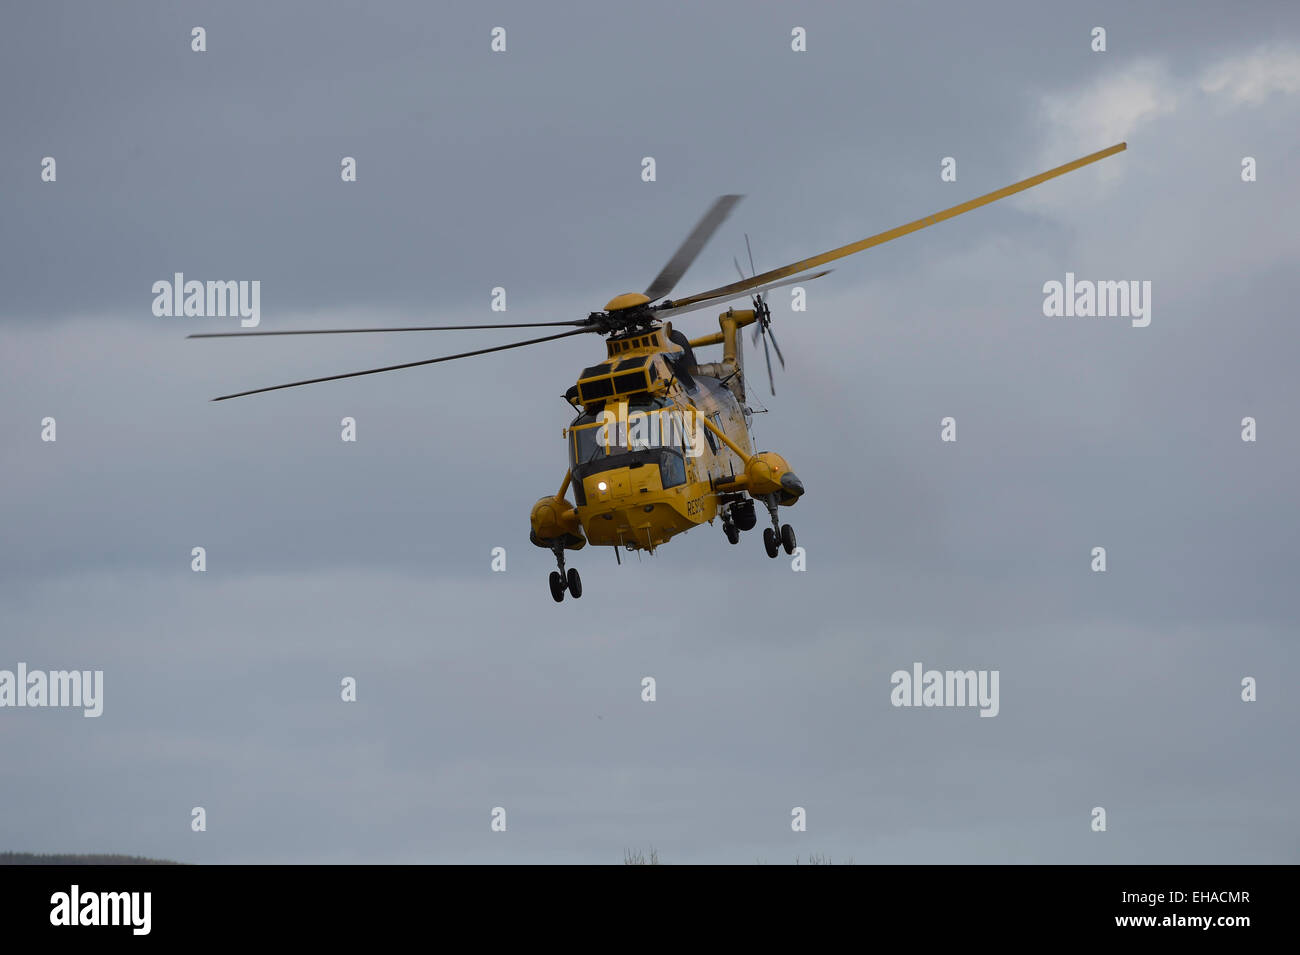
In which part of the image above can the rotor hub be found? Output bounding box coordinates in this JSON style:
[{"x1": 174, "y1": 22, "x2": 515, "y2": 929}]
[{"x1": 604, "y1": 292, "x2": 652, "y2": 312}]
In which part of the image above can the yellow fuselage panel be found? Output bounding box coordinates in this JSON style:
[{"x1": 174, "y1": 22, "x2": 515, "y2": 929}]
[
  {"x1": 602, "y1": 326, "x2": 671, "y2": 362},
  {"x1": 531, "y1": 496, "x2": 581, "y2": 540},
  {"x1": 604, "y1": 292, "x2": 652, "y2": 312},
  {"x1": 577, "y1": 473, "x2": 716, "y2": 549}
]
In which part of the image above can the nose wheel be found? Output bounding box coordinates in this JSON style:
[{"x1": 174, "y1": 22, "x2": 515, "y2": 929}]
[
  {"x1": 760, "y1": 495, "x2": 797, "y2": 559},
  {"x1": 548, "y1": 545, "x2": 583, "y2": 602}
]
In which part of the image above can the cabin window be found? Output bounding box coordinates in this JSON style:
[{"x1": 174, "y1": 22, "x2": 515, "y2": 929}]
[
  {"x1": 578, "y1": 377, "x2": 614, "y2": 403},
  {"x1": 612, "y1": 370, "x2": 647, "y2": 394}
]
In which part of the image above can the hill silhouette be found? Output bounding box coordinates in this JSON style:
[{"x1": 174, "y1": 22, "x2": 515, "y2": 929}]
[{"x1": 0, "y1": 853, "x2": 180, "y2": 865}]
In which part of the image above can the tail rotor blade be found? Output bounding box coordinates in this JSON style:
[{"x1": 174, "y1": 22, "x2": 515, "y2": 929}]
[
  {"x1": 766, "y1": 324, "x2": 786, "y2": 369},
  {"x1": 760, "y1": 327, "x2": 775, "y2": 396}
]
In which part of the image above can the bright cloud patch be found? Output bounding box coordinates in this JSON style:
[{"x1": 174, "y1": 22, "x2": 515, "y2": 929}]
[
  {"x1": 1201, "y1": 46, "x2": 1300, "y2": 105},
  {"x1": 1039, "y1": 60, "x2": 1178, "y2": 154},
  {"x1": 1014, "y1": 61, "x2": 1176, "y2": 212}
]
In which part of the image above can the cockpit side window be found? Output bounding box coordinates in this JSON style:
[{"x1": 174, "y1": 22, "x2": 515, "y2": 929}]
[
  {"x1": 659, "y1": 449, "x2": 686, "y2": 489},
  {"x1": 570, "y1": 424, "x2": 603, "y2": 470}
]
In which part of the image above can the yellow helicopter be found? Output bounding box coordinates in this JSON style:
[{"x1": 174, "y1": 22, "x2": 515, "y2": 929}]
[{"x1": 195, "y1": 142, "x2": 1125, "y2": 601}]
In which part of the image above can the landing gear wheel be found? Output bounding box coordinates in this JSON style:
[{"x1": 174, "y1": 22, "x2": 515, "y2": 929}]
[
  {"x1": 725, "y1": 523, "x2": 740, "y2": 545},
  {"x1": 549, "y1": 571, "x2": 566, "y2": 602},
  {"x1": 781, "y1": 524, "x2": 796, "y2": 554},
  {"x1": 763, "y1": 527, "x2": 780, "y2": 559},
  {"x1": 566, "y1": 567, "x2": 583, "y2": 599}
]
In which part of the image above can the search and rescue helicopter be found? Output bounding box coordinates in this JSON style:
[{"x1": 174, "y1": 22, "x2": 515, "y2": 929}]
[{"x1": 195, "y1": 142, "x2": 1126, "y2": 601}]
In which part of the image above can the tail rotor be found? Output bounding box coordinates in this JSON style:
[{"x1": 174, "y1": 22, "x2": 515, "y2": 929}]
[{"x1": 737, "y1": 235, "x2": 785, "y2": 396}]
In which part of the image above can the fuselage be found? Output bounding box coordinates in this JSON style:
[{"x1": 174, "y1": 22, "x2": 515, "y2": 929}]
[
  {"x1": 530, "y1": 312, "x2": 802, "y2": 555},
  {"x1": 568, "y1": 361, "x2": 752, "y2": 549}
]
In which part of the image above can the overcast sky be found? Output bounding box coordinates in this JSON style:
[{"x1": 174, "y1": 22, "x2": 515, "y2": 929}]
[{"x1": 2, "y1": 1, "x2": 1297, "y2": 863}]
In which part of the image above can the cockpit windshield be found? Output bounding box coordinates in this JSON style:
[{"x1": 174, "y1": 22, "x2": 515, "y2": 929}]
[
  {"x1": 572, "y1": 447, "x2": 687, "y2": 490},
  {"x1": 568, "y1": 398, "x2": 681, "y2": 469},
  {"x1": 568, "y1": 401, "x2": 687, "y2": 492}
]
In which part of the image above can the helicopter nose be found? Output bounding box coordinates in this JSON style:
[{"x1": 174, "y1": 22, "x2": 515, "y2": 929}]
[{"x1": 780, "y1": 472, "x2": 805, "y2": 498}]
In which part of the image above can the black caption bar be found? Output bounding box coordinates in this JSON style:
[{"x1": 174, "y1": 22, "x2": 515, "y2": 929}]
[{"x1": 0, "y1": 863, "x2": 1282, "y2": 941}]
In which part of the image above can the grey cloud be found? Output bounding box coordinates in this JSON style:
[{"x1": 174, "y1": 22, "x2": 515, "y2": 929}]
[{"x1": 2, "y1": 0, "x2": 1297, "y2": 863}]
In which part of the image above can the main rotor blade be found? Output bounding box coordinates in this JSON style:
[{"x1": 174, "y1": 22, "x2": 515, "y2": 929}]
[
  {"x1": 644, "y1": 194, "x2": 743, "y2": 302},
  {"x1": 654, "y1": 269, "x2": 831, "y2": 320},
  {"x1": 210, "y1": 328, "x2": 592, "y2": 401},
  {"x1": 667, "y1": 143, "x2": 1127, "y2": 309},
  {"x1": 190, "y1": 320, "x2": 588, "y2": 339}
]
